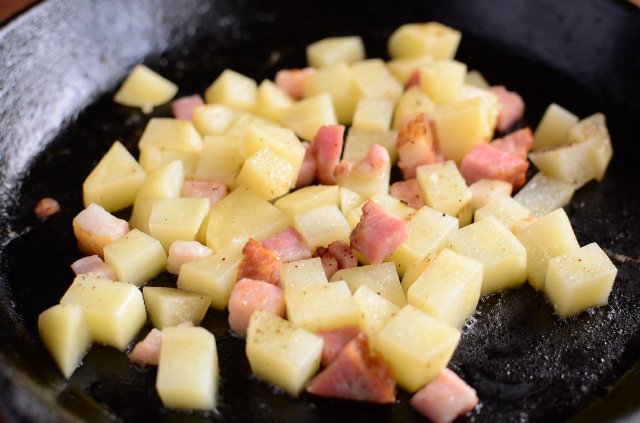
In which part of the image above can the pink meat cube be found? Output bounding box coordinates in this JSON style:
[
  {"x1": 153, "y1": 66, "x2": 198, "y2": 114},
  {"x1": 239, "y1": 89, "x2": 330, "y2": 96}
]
[
  {"x1": 490, "y1": 127, "x2": 533, "y2": 161},
  {"x1": 390, "y1": 179, "x2": 424, "y2": 210},
  {"x1": 490, "y1": 85, "x2": 525, "y2": 132},
  {"x1": 261, "y1": 227, "x2": 312, "y2": 263},
  {"x1": 171, "y1": 94, "x2": 204, "y2": 121},
  {"x1": 71, "y1": 255, "x2": 116, "y2": 280},
  {"x1": 397, "y1": 114, "x2": 440, "y2": 179},
  {"x1": 311, "y1": 124, "x2": 345, "y2": 185},
  {"x1": 166, "y1": 240, "x2": 213, "y2": 275},
  {"x1": 294, "y1": 142, "x2": 317, "y2": 188},
  {"x1": 316, "y1": 325, "x2": 362, "y2": 367},
  {"x1": 237, "y1": 239, "x2": 282, "y2": 286},
  {"x1": 227, "y1": 278, "x2": 285, "y2": 337},
  {"x1": 182, "y1": 179, "x2": 228, "y2": 206},
  {"x1": 274, "y1": 67, "x2": 315, "y2": 100},
  {"x1": 350, "y1": 200, "x2": 408, "y2": 265},
  {"x1": 460, "y1": 143, "x2": 529, "y2": 189}
]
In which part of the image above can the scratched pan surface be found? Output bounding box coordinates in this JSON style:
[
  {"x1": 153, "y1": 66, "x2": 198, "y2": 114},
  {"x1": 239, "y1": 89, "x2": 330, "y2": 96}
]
[{"x1": 1, "y1": 0, "x2": 640, "y2": 422}]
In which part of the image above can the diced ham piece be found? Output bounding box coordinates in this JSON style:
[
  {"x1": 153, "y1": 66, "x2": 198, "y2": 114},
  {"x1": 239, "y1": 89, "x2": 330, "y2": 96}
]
[
  {"x1": 306, "y1": 333, "x2": 396, "y2": 404},
  {"x1": 390, "y1": 179, "x2": 424, "y2": 209},
  {"x1": 227, "y1": 278, "x2": 285, "y2": 337},
  {"x1": 166, "y1": 240, "x2": 213, "y2": 275},
  {"x1": 274, "y1": 67, "x2": 315, "y2": 100},
  {"x1": 410, "y1": 368, "x2": 479, "y2": 423},
  {"x1": 311, "y1": 125, "x2": 345, "y2": 185},
  {"x1": 314, "y1": 240, "x2": 358, "y2": 279},
  {"x1": 72, "y1": 203, "x2": 129, "y2": 258},
  {"x1": 490, "y1": 85, "x2": 525, "y2": 132},
  {"x1": 182, "y1": 179, "x2": 228, "y2": 206},
  {"x1": 316, "y1": 325, "x2": 362, "y2": 367},
  {"x1": 350, "y1": 200, "x2": 408, "y2": 265},
  {"x1": 460, "y1": 143, "x2": 529, "y2": 189},
  {"x1": 237, "y1": 238, "x2": 282, "y2": 286},
  {"x1": 397, "y1": 113, "x2": 440, "y2": 179},
  {"x1": 261, "y1": 227, "x2": 312, "y2": 263},
  {"x1": 294, "y1": 142, "x2": 317, "y2": 188},
  {"x1": 490, "y1": 127, "x2": 534, "y2": 161},
  {"x1": 71, "y1": 255, "x2": 116, "y2": 280},
  {"x1": 404, "y1": 69, "x2": 421, "y2": 91},
  {"x1": 34, "y1": 197, "x2": 60, "y2": 220},
  {"x1": 170, "y1": 94, "x2": 204, "y2": 121},
  {"x1": 128, "y1": 321, "x2": 194, "y2": 367}
]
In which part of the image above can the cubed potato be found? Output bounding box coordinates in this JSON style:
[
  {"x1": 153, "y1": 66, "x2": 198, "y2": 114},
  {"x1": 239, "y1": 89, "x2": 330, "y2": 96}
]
[
  {"x1": 113, "y1": 64, "x2": 178, "y2": 112},
  {"x1": 302, "y1": 64, "x2": 360, "y2": 124},
  {"x1": 281, "y1": 93, "x2": 338, "y2": 141},
  {"x1": 246, "y1": 310, "x2": 323, "y2": 396},
  {"x1": 38, "y1": 304, "x2": 91, "y2": 378},
  {"x1": 138, "y1": 118, "x2": 202, "y2": 153},
  {"x1": 544, "y1": 243, "x2": 617, "y2": 318},
  {"x1": 407, "y1": 249, "x2": 483, "y2": 328},
  {"x1": 280, "y1": 257, "x2": 328, "y2": 291},
  {"x1": 346, "y1": 192, "x2": 415, "y2": 229},
  {"x1": 336, "y1": 157, "x2": 391, "y2": 200},
  {"x1": 388, "y1": 22, "x2": 462, "y2": 60},
  {"x1": 306, "y1": 36, "x2": 365, "y2": 68},
  {"x1": 60, "y1": 275, "x2": 146, "y2": 351},
  {"x1": 457, "y1": 84, "x2": 500, "y2": 132},
  {"x1": 156, "y1": 326, "x2": 218, "y2": 410},
  {"x1": 103, "y1": 229, "x2": 167, "y2": 286},
  {"x1": 465, "y1": 70, "x2": 490, "y2": 89},
  {"x1": 416, "y1": 161, "x2": 472, "y2": 221},
  {"x1": 513, "y1": 172, "x2": 576, "y2": 218},
  {"x1": 331, "y1": 262, "x2": 406, "y2": 307},
  {"x1": 255, "y1": 79, "x2": 294, "y2": 122},
  {"x1": 343, "y1": 128, "x2": 399, "y2": 164},
  {"x1": 177, "y1": 251, "x2": 241, "y2": 309},
  {"x1": 420, "y1": 60, "x2": 467, "y2": 105},
  {"x1": 148, "y1": 198, "x2": 210, "y2": 251},
  {"x1": 353, "y1": 285, "x2": 401, "y2": 347},
  {"x1": 235, "y1": 147, "x2": 295, "y2": 200},
  {"x1": 274, "y1": 185, "x2": 340, "y2": 218},
  {"x1": 392, "y1": 86, "x2": 436, "y2": 130},
  {"x1": 339, "y1": 187, "x2": 365, "y2": 216},
  {"x1": 205, "y1": 186, "x2": 290, "y2": 253},
  {"x1": 449, "y1": 217, "x2": 527, "y2": 295},
  {"x1": 516, "y1": 208, "x2": 580, "y2": 291},
  {"x1": 194, "y1": 135, "x2": 244, "y2": 186},
  {"x1": 352, "y1": 97, "x2": 395, "y2": 131},
  {"x1": 474, "y1": 196, "x2": 530, "y2": 231},
  {"x1": 468, "y1": 179, "x2": 513, "y2": 211},
  {"x1": 401, "y1": 253, "x2": 436, "y2": 293},
  {"x1": 138, "y1": 146, "x2": 199, "y2": 179},
  {"x1": 567, "y1": 113, "x2": 612, "y2": 181},
  {"x1": 192, "y1": 104, "x2": 239, "y2": 137},
  {"x1": 375, "y1": 305, "x2": 460, "y2": 392},
  {"x1": 387, "y1": 56, "x2": 434, "y2": 85},
  {"x1": 533, "y1": 103, "x2": 578, "y2": 149},
  {"x1": 204, "y1": 69, "x2": 257, "y2": 112},
  {"x1": 142, "y1": 286, "x2": 211, "y2": 328},
  {"x1": 285, "y1": 280, "x2": 359, "y2": 332},
  {"x1": 350, "y1": 59, "x2": 403, "y2": 102},
  {"x1": 83, "y1": 141, "x2": 146, "y2": 212},
  {"x1": 294, "y1": 204, "x2": 351, "y2": 250}
]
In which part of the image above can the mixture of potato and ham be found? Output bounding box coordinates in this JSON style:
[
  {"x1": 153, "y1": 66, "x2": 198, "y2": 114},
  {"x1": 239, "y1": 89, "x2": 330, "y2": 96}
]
[
  {"x1": 313, "y1": 240, "x2": 357, "y2": 279},
  {"x1": 237, "y1": 238, "x2": 282, "y2": 286},
  {"x1": 396, "y1": 113, "x2": 440, "y2": 179},
  {"x1": 227, "y1": 278, "x2": 285, "y2": 337},
  {"x1": 128, "y1": 321, "x2": 194, "y2": 367},
  {"x1": 350, "y1": 200, "x2": 408, "y2": 265},
  {"x1": 261, "y1": 227, "x2": 312, "y2": 263},
  {"x1": 410, "y1": 368, "x2": 478, "y2": 423},
  {"x1": 71, "y1": 255, "x2": 116, "y2": 280}
]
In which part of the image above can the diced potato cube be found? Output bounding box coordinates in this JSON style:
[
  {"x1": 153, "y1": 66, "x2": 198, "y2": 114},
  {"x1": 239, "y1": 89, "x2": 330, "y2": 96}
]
[
  {"x1": 468, "y1": 179, "x2": 512, "y2": 211},
  {"x1": 331, "y1": 262, "x2": 406, "y2": 307},
  {"x1": 388, "y1": 22, "x2": 462, "y2": 60},
  {"x1": 407, "y1": 249, "x2": 483, "y2": 328},
  {"x1": 339, "y1": 187, "x2": 365, "y2": 216},
  {"x1": 449, "y1": 217, "x2": 527, "y2": 295},
  {"x1": 280, "y1": 257, "x2": 328, "y2": 291},
  {"x1": 235, "y1": 147, "x2": 294, "y2": 200},
  {"x1": 416, "y1": 161, "x2": 472, "y2": 220},
  {"x1": 544, "y1": 243, "x2": 617, "y2": 317},
  {"x1": 352, "y1": 98, "x2": 395, "y2": 131},
  {"x1": 533, "y1": 103, "x2": 578, "y2": 149},
  {"x1": 281, "y1": 94, "x2": 337, "y2": 141},
  {"x1": 103, "y1": 229, "x2": 167, "y2": 286},
  {"x1": 343, "y1": 128, "x2": 399, "y2": 164},
  {"x1": 375, "y1": 305, "x2": 460, "y2": 392},
  {"x1": 60, "y1": 275, "x2": 146, "y2": 351},
  {"x1": 401, "y1": 254, "x2": 436, "y2": 293},
  {"x1": 337, "y1": 157, "x2": 391, "y2": 200},
  {"x1": 142, "y1": 287, "x2": 211, "y2": 328},
  {"x1": 192, "y1": 104, "x2": 239, "y2": 137},
  {"x1": 515, "y1": 208, "x2": 580, "y2": 291},
  {"x1": 83, "y1": 141, "x2": 146, "y2": 212},
  {"x1": 274, "y1": 185, "x2": 340, "y2": 218},
  {"x1": 194, "y1": 135, "x2": 243, "y2": 186},
  {"x1": 205, "y1": 186, "x2": 290, "y2": 253},
  {"x1": 346, "y1": 192, "x2": 415, "y2": 229},
  {"x1": 465, "y1": 70, "x2": 490, "y2": 89},
  {"x1": 392, "y1": 86, "x2": 436, "y2": 130},
  {"x1": 303, "y1": 64, "x2": 360, "y2": 124},
  {"x1": 387, "y1": 56, "x2": 434, "y2": 85},
  {"x1": 157, "y1": 326, "x2": 218, "y2": 410},
  {"x1": 255, "y1": 79, "x2": 294, "y2": 122},
  {"x1": 306, "y1": 36, "x2": 365, "y2": 68},
  {"x1": 138, "y1": 118, "x2": 202, "y2": 153},
  {"x1": 148, "y1": 198, "x2": 210, "y2": 251},
  {"x1": 420, "y1": 60, "x2": 467, "y2": 105},
  {"x1": 353, "y1": 285, "x2": 400, "y2": 346},
  {"x1": 177, "y1": 251, "x2": 241, "y2": 309},
  {"x1": 293, "y1": 204, "x2": 351, "y2": 250},
  {"x1": 567, "y1": 113, "x2": 612, "y2": 181},
  {"x1": 474, "y1": 196, "x2": 530, "y2": 231},
  {"x1": 457, "y1": 84, "x2": 500, "y2": 132},
  {"x1": 351, "y1": 59, "x2": 403, "y2": 102},
  {"x1": 204, "y1": 69, "x2": 257, "y2": 112},
  {"x1": 246, "y1": 310, "x2": 323, "y2": 396},
  {"x1": 38, "y1": 304, "x2": 91, "y2": 378},
  {"x1": 113, "y1": 64, "x2": 177, "y2": 112},
  {"x1": 513, "y1": 172, "x2": 576, "y2": 218},
  {"x1": 285, "y1": 280, "x2": 359, "y2": 332},
  {"x1": 138, "y1": 146, "x2": 199, "y2": 179}
]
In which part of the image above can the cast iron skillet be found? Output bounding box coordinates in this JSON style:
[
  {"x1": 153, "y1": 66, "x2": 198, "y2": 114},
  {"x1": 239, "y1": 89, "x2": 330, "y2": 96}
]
[{"x1": 1, "y1": 0, "x2": 640, "y2": 421}]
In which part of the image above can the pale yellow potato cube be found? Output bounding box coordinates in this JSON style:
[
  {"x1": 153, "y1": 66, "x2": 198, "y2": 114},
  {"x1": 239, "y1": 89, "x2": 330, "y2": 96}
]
[
  {"x1": 346, "y1": 193, "x2": 415, "y2": 229},
  {"x1": 465, "y1": 70, "x2": 490, "y2": 89},
  {"x1": 392, "y1": 86, "x2": 436, "y2": 130},
  {"x1": 545, "y1": 243, "x2": 617, "y2": 318},
  {"x1": 567, "y1": 113, "x2": 612, "y2": 181},
  {"x1": 513, "y1": 172, "x2": 576, "y2": 218},
  {"x1": 285, "y1": 281, "x2": 359, "y2": 332},
  {"x1": 468, "y1": 179, "x2": 513, "y2": 211},
  {"x1": 294, "y1": 204, "x2": 351, "y2": 250},
  {"x1": 331, "y1": 262, "x2": 406, "y2": 307},
  {"x1": 407, "y1": 249, "x2": 483, "y2": 328},
  {"x1": 246, "y1": 310, "x2": 323, "y2": 396},
  {"x1": 255, "y1": 79, "x2": 294, "y2": 122},
  {"x1": 351, "y1": 59, "x2": 403, "y2": 102},
  {"x1": 416, "y1": 161, "x2": 472, "y2": 220},
  {"x1": 113, "y1": 64, "x2": 177, "y2": 112},
  {"x1": 192, "y1": 104, "x2": 239, "y2": 137},
  {"x1": 281, "y1": 93, "x2": 337, "y2": 141},
  {"x1": 343, "y1": 128, "x2": 399, "y2": 164},
  {"x1": 401, "y1": 254, "x2": 436, "y2": 293},
  {"x1": 235, "y1": 147, "x2": 294, "y2": 200},
  {"x1": 420, "y1": 59, "x2": 467, "y2": 105},
  {"x1": 274, "y1": 185, "x2": 340, "y2": 218},
  {"x1": 205, "y1": 186, "x2": 290, "y2": 253},
  {"x1": 339, "y1": 187, "x2": 365, "y2": 216},
  {"x1": 149, "y1": 198, "x2": 210, "y2": 251},
  {"x1": 103, "y1": 229, "x2": 167, "y2": 286},
  {"x1": 60, "y1": 275, "x2": 146, "y2": 351},
  {"x1": 352, "y1": 98, "x2": 395, "y2": 131},
  {"x1": 138, "y1": 118, "x2": 202, "y2": 153},
  {"x1": 387, "y1": 56, "x2": 434, "y2": 85},
  {"x1": 533, "y1": 103, "x2": 578, "y2": 149},
  {"x1": 474, "y1": 196, "x2": 530, "y2": 231},
  {"x1": 142, "y1": 287, "x2": 211, "y2": 329},
  {"x1": 204, "y1": 69, "x2": 257, "y2": 112},
  {"x1": 457, "y1": 84, "x2": 500, "y2": 132},
  {"x1": 337, "y1": 158, "x2": 391, "y2": 200},
  {"x1": 177, "y1": 251, "x2": 241, "y2": 309},
  {"x1": 353, "y1": 285, "x2": 400, "y2": 347},
  {"x1": 375, "y1": 305, "x2": 460, "y2": 392},
  {"x1": 280, "y1": 257, "x2": 328, "y2": 291},
  {"x1": 194, "y1": 135, "x2": 244, "y2": 186},
  {"x1": 388, "y1": 22, "x2": 462, "y2": 60},
  {"x1": 302, "y1": 63, "x2": 360, "y2": 124},
  {"x1": 449, "y1": 217, "x2": 527, "y2": 295},
  {"x1": 516, "y1": 208, "x2": 580, "y2": 291},
  {"x1": 83, "y1": 141, "x2": 146, "y2": 212},
  {"x1": 306, "y1": 36, "x2": 365, "y2": 68},
  {"x1": 138, "y1": 146, "x2": 199, "y2": 179},
  {"x1": 157, "y1": 326, "x2": 218, "y2": 410},
  {"x1": 38, "y1": 304, "x2": 91, "y2": 378}
]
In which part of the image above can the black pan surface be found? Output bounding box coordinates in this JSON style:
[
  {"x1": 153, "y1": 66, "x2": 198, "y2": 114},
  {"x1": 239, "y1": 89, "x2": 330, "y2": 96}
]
[{"x1": 1, "y1": 0, "x2": 640, "y2": 422}]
